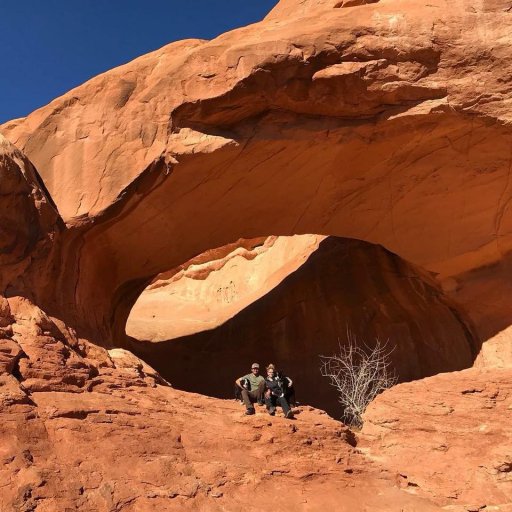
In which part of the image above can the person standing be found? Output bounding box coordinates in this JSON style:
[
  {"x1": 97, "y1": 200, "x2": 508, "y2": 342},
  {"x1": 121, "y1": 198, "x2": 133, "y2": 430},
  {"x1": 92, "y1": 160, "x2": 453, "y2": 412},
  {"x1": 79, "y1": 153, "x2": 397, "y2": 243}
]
[{"x1": 235, "y1": 363, "x2": 265, "y2": 415}]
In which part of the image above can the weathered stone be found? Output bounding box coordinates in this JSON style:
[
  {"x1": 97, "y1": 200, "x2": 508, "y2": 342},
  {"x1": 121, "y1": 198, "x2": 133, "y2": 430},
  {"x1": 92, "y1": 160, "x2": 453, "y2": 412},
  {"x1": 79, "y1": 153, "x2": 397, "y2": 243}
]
[
  {"x1": 4, "y1": 0, "x2": 512, "y2": 350},
  {"x1": 0, "y1": 0, "x2": 512, "y2": 510},
  {"x1": 362, "y1": 368, "x2": 512, "y2": 508}
]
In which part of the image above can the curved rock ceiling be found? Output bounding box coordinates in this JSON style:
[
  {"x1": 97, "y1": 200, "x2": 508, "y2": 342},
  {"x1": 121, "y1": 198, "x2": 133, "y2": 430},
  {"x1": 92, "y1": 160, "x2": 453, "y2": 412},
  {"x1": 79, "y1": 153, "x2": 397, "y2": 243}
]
[
  {"x1": 127, "y1": 236, "x2": 477, "y2": 415},
  {"x1": 126, "y1": 235, "x2": 323, "y2": 341},
  {"x1": 3, "y1": 0, "x2": 512, "y2": 353}
]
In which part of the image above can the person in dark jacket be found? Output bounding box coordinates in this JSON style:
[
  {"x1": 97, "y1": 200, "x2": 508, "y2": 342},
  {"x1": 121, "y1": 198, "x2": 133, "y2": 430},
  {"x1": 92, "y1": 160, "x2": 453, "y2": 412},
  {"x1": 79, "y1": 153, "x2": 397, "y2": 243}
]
[{"x1": 264, "y1": 363, "x2": 294, "y2": 419}]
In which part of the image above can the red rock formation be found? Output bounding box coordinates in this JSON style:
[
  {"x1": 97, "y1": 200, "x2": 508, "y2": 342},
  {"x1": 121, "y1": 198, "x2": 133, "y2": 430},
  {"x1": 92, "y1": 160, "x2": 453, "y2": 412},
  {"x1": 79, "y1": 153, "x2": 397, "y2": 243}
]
[
  {"x1": 3, "y1": 0, "x2": 512, "y2": 352},
  {"x1": 362, "y1": 367, "x2": 512, "y2": 509},
  {"x1": 2, "y1": 362, "x2": 443, "y2": 512},
  {"x1": 1, "y1": 0, "x2": 512, "y2": 509},
  {"x1": 0, "y1": 135, "x2": 60, "y2": 299},
  {"x1": 265, "y1": 0, "x2": 381, "y2": 20},
  {"x1": 0, "y1": 151, "x2": 439, "y2": 509},
  {"x1": 128, "y1": 236, "x2": 477, "y2": 415},
  {"x1": 126, "y1": 235, "x2": 323, "y2": 340}
]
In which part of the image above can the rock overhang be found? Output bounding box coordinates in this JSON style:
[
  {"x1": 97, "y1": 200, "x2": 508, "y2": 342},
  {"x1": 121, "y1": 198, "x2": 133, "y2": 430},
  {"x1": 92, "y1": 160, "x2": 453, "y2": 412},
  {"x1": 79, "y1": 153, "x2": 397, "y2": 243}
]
[{"x1": 1, "y1": 0, "x2": 512, "y2": 351}]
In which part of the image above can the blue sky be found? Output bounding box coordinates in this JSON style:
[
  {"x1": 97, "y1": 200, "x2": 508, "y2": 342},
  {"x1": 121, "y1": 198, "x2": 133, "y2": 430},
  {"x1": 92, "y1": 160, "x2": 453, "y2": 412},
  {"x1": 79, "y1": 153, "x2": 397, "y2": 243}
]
[{"x1": 0, "y1": 1, "x2": 278, "y2": 124}]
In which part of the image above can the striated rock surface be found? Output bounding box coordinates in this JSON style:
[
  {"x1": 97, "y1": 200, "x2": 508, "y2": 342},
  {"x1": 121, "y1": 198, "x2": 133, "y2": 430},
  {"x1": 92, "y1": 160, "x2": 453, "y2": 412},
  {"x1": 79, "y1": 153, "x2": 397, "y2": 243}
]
[{"x1": 127, "y1": 235, "x2": 323, "y2": 341}]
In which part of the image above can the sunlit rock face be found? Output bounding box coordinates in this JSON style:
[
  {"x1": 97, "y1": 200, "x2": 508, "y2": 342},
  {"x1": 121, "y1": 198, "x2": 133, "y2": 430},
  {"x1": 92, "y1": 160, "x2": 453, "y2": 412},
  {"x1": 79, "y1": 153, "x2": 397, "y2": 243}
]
[
  {"x1": 4, "y1": 0, "x2": 512, "y2": 352},
  {"x1": 361, "y1": 367, "x2": 512, "y2": 508},
  {"x1": 126, "y1": 235, "x2": 324, "y2": 341}
]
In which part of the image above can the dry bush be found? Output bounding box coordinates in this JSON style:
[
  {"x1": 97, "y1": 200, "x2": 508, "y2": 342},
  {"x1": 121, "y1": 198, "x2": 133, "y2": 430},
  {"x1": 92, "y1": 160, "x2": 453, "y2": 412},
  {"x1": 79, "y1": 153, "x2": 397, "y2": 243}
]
[{"x1": 320, "y1": 332, "x2": 397, "y2": 428}]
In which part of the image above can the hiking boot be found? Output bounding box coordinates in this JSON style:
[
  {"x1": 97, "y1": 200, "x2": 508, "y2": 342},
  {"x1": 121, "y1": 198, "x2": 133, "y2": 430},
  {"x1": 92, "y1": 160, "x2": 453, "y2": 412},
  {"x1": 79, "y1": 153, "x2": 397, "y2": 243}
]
[
  {"x1": 285, "y1": 410, "x2": 294, "y2": 419},
  {"x1": 245, "y1": 407, "x2": 255, "y2": 416},
  {"x1": 268, "y1": 407, "x2": 276, "y2": 416}
]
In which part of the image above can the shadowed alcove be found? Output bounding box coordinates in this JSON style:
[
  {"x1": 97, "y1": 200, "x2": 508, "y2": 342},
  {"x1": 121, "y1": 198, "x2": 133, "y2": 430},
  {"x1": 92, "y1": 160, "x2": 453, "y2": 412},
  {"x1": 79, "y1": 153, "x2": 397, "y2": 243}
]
[{"x1": 125, "y1": 235, "x2": 478, "y2": 416}]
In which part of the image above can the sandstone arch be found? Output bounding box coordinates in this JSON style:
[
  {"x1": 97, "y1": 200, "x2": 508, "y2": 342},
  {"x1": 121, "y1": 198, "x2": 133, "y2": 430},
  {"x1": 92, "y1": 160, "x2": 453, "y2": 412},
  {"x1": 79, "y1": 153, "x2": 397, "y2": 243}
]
[
  {"x1": 32, "y1": 108, "x2": 512, "y2": 355},
  {"x1": 2, "y1": 0, "x2": 512, "y2": 357},
  {"x1": 2, "y1": 1, "x2": 512, "y2": 509},
  {"x1": 125, "y1": 235, "x2": 323, "y2": 342}
]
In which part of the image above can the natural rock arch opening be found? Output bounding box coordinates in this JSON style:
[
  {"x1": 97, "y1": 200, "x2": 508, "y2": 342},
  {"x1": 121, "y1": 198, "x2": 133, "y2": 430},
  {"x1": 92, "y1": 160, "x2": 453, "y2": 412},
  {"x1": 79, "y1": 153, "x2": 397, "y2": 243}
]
[
  {"x1": 125, "y1": 235, "x2": 323, "y2": 342},
  {"x1": 124, "y1": 234, "x2": 478, "y2": 415},
  {"x1": 2, "y1": 2, "x2": 512, "y2": 508},
  {"x1": 5, "y1": 1, "x2": 512, "y2": 375},
  {"x1": 40, "y1": 107, "x2": 512, "y2": 363}
]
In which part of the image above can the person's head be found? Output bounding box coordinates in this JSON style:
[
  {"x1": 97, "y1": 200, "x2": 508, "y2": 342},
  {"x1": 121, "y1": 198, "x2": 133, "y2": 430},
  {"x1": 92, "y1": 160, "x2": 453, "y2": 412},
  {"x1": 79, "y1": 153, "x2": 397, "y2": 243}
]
[
  {"x1": 251, "y1": 362, "x2": 260, "y2": 375},
  {"x1": 266, "y1": 363, "x2": 275, "y2": 377}
]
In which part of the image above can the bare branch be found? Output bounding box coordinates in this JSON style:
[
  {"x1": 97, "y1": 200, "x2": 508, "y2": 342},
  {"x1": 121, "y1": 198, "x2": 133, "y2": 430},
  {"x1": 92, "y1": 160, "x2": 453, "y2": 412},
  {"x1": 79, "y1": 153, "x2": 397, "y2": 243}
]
[{"x1": 319, "y1": 333, "x2": 397, "y2": 428}]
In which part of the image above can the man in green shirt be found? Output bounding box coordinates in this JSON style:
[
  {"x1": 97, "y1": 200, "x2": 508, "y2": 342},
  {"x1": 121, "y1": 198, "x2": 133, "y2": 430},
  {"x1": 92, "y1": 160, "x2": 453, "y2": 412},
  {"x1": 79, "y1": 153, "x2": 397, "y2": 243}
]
[{"x1": 235, "y1": 363, "x2": 266, "y2": 415}]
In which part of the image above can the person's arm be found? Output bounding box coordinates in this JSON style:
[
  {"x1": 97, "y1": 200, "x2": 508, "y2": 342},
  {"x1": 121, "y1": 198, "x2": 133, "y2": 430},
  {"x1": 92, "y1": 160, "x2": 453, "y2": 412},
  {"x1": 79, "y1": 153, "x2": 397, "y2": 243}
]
[{"x1": 286, "y1": 376, "x2": 293, "y2": 387}]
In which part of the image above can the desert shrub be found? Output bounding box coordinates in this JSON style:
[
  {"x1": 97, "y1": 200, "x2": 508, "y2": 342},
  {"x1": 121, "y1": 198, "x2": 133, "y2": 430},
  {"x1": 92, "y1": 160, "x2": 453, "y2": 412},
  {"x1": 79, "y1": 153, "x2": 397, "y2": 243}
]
[{"x1": 319, "y1": 332, "x2": 397, "y2": 428}]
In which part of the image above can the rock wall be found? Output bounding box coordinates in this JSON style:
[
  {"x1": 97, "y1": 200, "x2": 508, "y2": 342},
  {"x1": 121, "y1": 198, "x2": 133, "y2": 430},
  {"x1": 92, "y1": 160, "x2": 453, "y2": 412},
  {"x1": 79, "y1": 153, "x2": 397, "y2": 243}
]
[
  {"x1": 0, "y1": 0, "x2": 512, "y2": 509},
  {"x1": 361, "y1": 367, "x2": 512, "y2": 508},
  {"x1": 126, "y1": 235, "x2": 323, "y2": 341},
  {"x1": 0, "y1": 135, "x2": 60, "y2": 298}
]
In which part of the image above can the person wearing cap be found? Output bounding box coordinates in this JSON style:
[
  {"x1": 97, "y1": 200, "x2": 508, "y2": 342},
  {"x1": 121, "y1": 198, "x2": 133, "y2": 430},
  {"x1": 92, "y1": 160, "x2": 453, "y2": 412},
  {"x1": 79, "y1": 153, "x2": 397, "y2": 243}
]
[{"x1": 235, "y1": 363, "x2": 266, "y2": 415}]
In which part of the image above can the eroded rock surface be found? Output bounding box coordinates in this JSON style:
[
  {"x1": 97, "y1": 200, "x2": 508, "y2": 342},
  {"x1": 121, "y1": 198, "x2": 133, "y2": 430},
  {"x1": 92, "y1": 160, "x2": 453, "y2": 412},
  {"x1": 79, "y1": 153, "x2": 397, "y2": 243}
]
[
  {"x1": 362, "y1": 368, "x2": 512, "y2": 510},
  {"x1": 0, "y1": 348, "x2": 440, "y2": 512},
  {"x1": 128, "y1": 237, "x2": 478, "y2": 415},
  {"x1": 3, "y1": 0, "x2": 512, "y2": 349},
  {"x1": 127, "y1": 235, "x2": 323, "y2": 341},
  {"x1": 1, "y1": 309, "x2": 510, "y2": 511},
  {"x1": 0, "y1": 135, "x2": 60, "y2": 297}
]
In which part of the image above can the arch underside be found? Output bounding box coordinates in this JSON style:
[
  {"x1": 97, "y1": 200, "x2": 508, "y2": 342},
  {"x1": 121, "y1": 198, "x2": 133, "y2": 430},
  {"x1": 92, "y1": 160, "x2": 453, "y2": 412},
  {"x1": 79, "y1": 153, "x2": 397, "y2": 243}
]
[
  {"x1": 49, "y1": 109, "x2": 512, "y2": 359},
  {"x1": 2, "y1": 2, "x2": 512, "y2": 508}
]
